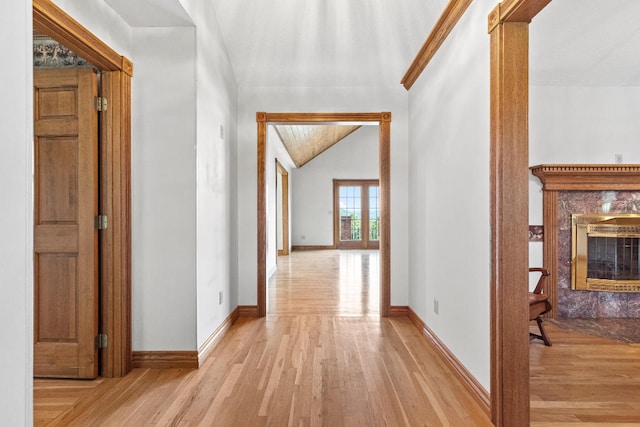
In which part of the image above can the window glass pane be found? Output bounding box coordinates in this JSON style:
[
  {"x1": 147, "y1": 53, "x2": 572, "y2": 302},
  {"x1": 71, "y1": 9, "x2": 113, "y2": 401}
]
[
  {"x1": 339, "y1": 185, "x2": 361, "y2": 241},
  {"x1": 369, "y1": 185, "x2": 380, "y2": 241}
]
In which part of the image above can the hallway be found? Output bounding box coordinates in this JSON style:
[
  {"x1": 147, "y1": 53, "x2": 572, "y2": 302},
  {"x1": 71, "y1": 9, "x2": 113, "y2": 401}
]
[{"x1": 34, "y1": 250, "x2": 492, "y2": 426}]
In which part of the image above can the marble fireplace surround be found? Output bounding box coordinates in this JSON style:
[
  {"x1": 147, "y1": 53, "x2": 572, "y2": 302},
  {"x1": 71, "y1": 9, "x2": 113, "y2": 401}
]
[{"x1": 531, "y1": 165, "x2": 640, "y2": 318}]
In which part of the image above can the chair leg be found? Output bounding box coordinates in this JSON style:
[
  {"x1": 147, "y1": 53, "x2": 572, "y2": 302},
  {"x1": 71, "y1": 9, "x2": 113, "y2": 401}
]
[{"x1": 536, "y1": 317, "x2": 552, "y2": 346}]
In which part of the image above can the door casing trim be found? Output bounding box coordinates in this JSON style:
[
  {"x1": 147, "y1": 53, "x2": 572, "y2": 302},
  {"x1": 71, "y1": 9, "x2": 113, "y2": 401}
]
[{"x1": 257, "y1": 112, "x2": 391, "y2": 317}]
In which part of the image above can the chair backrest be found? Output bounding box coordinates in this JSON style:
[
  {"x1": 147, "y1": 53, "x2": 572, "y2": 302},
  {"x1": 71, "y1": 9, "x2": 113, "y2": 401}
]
[{"x1": 529, "y1": 267, "x2": 550, "y2": 295}]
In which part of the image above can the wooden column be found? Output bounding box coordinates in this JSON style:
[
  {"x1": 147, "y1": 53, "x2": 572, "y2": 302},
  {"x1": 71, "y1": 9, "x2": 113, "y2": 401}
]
[
  {"x1": 489, "y1": 16, "x2": 530, "y2": 427},
  {"x1": 488, "y1": 2, "x2": 551, "y2": 424}
]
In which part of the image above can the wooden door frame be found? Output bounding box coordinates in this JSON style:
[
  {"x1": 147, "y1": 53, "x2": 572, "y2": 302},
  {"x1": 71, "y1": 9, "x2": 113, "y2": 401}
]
[
  {"x1": 488, "y1": 0, "x2": 551, "y2": 425},
  {"x1": 275, "y1": 160, "x2": 290, "y2": 256},
  {"x1": 33, "y1": 0, "x2": 133, "y2": 378},
  {"x1": 257, "y1": 112, "x2": 391, "y2": 317},
  {"x1": 333, "y1": 179, "x2": 381, "y2": 250}
]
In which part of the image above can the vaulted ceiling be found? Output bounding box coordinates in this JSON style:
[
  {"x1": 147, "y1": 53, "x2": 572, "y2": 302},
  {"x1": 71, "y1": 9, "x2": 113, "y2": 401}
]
[
  {"x1": 209, "y1": 0, "x2": 449, "y2": 87},
  {"x1": 274, "y1": 125, "x2": 361, "y2": 167},
  {"x1": 103, "y1": 0, "x2": 640, "y2": 88},
  {"x1": 101, "y1": 0, "x2": 640, "y2": 165}
]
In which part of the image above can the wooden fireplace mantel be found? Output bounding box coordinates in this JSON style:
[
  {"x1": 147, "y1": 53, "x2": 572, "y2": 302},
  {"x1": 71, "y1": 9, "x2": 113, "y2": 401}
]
[
  {"x1": 531, "y1": 164, "x2": 640, "y2": 318},
  {"x1": 531, "y1": 164, "x2": 640, "y2": 191}
]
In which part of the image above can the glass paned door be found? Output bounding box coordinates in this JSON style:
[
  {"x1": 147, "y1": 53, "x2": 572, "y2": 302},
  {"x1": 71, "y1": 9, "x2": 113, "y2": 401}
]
[{"x1": 334, "y1": 180, "x2": 379, "y2": 249}]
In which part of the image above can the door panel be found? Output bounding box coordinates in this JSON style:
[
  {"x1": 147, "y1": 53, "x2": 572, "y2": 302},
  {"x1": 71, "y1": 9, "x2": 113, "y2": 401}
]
[{"x1": 34, "y1": 68, "x2": 99, "y2": 379}]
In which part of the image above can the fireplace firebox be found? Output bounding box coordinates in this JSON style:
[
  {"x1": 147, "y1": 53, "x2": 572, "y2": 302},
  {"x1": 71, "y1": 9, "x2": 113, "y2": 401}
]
[{"x1": 572, "y1": 214, "x2": 640, "y2": 292}]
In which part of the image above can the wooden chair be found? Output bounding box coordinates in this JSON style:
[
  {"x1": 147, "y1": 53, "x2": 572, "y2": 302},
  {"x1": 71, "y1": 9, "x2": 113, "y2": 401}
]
[{"x1": 529, "y1": 267, "x2": 552, "y2": 346}]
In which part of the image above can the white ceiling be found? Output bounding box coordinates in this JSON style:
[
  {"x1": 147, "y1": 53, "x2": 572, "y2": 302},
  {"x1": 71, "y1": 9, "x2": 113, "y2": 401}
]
[
  {"x1": 209, "y1": 0, "x2": 449, "y2": 87},
  {"x1": 104, "y1": 0, "x2": 640, "y2": 88}
]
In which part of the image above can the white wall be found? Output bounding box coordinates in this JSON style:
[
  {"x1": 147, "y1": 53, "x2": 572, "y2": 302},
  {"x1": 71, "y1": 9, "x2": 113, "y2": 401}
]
[
  {"x1": 55, "y1": 0, "x2": 239, "y2": 352},
  {"x1": 0, "y1": 2, "x2": 33, "y2": 424},
  {"x1": 277, "y1": 171, "x2": 284, "y2": 251},
  {"x1": 528, "y1": 86, "x2": 640, "y2": 277},
  {"x1": 407, "y1": 0, "x2": 493, "y2": 391},
  {"x1": 266, "y1": 127, "x2": 295, "y2": 278},
  {"x1": 291, "y1": 126, "x2": 380, "y2": 246},
  {"x1": 237, "y1": 87, "x2": 410, "y2": 306},
  {"x1": 131, "y1": 27, "x2": 198, "y2": 351},
  {"x1": 179, "y1": 0, "x2": 240, "y2": 349},
  {"x1": 530, "y1": 87, "x2": 640, "y2": 165},
  {"x1": 48, "y1": 0, "x2": 199, "y2": 356}
]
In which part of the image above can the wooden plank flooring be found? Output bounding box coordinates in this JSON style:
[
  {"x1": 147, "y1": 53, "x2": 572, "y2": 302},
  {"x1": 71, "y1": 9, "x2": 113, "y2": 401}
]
[
  {"x1": 530, "y1": 323, "x2": 640, "y2": 425},
  {"x1": 36, "y1": 250, "x2": 640, "y2": 425},
  {"x1": 268, "y1": 250, "x2": 380, "y2": 316},
  {"x1": 34, "y1": 250, "x2": 491, "y2": 426}
]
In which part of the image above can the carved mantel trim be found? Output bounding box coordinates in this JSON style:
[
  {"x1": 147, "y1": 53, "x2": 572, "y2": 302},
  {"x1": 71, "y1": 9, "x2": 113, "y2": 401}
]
[{"x1": 531, "y1": 164, "x2": 640, "y2": 191}]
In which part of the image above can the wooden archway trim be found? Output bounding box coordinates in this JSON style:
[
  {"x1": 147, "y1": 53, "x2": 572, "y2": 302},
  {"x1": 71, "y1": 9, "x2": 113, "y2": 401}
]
[
  {"x1": 256, "y1": 112, "x2": 392, "y2": 317},
  {"x1": 32, "y1": 0, "x2": 133, "y2": 378},
  {"x1": 33, "y1": 0, "x2": 133, "y2": 76},
  {"x1": 488, "y1": 0, "x2": 550, "y2": 425}
]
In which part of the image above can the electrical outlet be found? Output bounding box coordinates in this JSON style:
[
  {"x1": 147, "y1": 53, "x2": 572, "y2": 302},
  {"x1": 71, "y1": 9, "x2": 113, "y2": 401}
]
[
  {"x1": 433, "y1": 299, "x2": 439, "y2": 315},
  {"x1": 219, "y1": 291, "x2": 223, "y2": 305}
]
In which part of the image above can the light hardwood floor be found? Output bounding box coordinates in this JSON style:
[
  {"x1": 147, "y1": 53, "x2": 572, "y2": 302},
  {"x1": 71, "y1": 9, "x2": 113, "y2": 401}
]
[
  {"x1": 530, "y1": 323, "x2": 640, "y2": 426},
  {"x1": 35, "y1": 250, "x2": 640, "y2": 425},
  {"x1": 268, "y1": 250, "x2": 380, "y2": 316},
  {"x1": 34, "y1": 250, "x2": 491, "y2": 426}
]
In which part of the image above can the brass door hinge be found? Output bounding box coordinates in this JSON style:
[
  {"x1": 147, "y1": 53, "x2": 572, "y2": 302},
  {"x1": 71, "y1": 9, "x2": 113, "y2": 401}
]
[
  {"x1": 95, "y1": 215, "x2": 108, "y2": 230},
  {"x1": 96, "y1": 333, "x2": 108, "y2": 349},
  {"x1": 95, "y1": 96, "x2": 108, "y2": 112}
]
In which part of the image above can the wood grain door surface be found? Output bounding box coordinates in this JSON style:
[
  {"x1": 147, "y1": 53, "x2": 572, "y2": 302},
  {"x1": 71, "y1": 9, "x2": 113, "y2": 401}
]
[{"x1": 33, "y1": 68, "x2": 99, "y2": 379}]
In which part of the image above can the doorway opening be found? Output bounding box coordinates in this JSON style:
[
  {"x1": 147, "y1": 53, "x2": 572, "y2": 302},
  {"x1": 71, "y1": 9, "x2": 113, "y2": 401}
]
[{"x1": 257, "y1": 112, "x2": 392, "y2": 317}]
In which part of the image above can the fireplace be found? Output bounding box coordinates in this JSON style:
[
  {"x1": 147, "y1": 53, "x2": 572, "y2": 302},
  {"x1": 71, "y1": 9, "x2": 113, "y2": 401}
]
[
  {"x1": 572, "y1": 214, "x2": 640, "y2": 292},
  {"x1": 531, "y1": 164, "x2": 640, "y2": 318}
]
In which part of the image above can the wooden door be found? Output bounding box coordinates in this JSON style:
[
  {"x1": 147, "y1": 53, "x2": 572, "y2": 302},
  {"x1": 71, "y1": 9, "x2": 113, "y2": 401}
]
[{"x1": 33, "y1": 68, "x2": 100, "y2": 379}]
